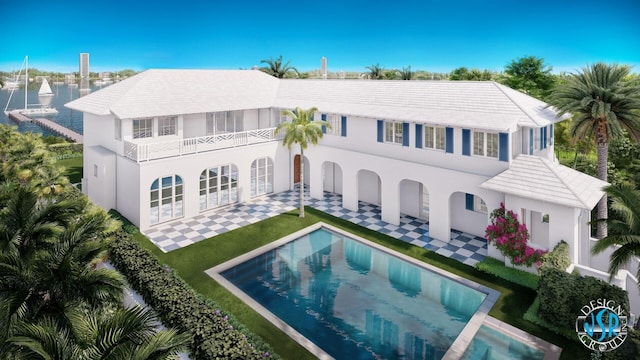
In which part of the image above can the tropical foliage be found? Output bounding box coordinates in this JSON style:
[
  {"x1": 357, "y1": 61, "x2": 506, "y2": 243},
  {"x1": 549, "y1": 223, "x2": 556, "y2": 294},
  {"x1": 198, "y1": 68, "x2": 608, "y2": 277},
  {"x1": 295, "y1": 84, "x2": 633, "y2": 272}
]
[
  {"x1": 275, "y1": 107, "x2": 329, "y2": 218},
  {"x1": 547, "y1": 63, "x2": 640, "y2": 238},
  {"x1": 591, "y1": 184, "x2": 640, "y2": 283},
  {"x1": 259, "y1": 55, "x2": 298, "y2": 78},
  {"x1": 485, "y1": 203, "x2": 547, "y2": 267},
  {"x1": 365, "y1": 63, "x2": 383, "y2": 79},
  {"x1": 0, "y1": 125, "x2": 189, "y2": 359},
  {"x1": 504, "y1": 55, "x2": 555, "y2": 99}
]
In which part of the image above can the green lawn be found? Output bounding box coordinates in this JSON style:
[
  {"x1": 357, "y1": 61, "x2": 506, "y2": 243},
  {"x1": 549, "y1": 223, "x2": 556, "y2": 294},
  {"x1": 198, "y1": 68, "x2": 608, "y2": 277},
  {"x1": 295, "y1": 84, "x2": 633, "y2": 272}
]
[
  {"x1": 132, "y1": 207, "x2": 589, "y2": 359},
  {"x1": 56, "y1": 156, "x2": 83, "y2": 184}
]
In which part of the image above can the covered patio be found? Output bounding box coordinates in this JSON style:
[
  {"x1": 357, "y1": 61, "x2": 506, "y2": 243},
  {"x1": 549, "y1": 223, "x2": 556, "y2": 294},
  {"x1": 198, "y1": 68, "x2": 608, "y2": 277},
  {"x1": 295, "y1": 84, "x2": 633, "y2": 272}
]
[{"x1": 143, "y1": 187, "x2": 487, "y2": 266}]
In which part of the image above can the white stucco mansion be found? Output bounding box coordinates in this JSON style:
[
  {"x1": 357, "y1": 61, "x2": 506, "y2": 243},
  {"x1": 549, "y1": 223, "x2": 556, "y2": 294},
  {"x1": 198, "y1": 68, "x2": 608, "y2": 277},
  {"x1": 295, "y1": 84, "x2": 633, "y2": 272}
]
[{"x1": 65, "y1": 69, "x2": 640, "y2": 311}]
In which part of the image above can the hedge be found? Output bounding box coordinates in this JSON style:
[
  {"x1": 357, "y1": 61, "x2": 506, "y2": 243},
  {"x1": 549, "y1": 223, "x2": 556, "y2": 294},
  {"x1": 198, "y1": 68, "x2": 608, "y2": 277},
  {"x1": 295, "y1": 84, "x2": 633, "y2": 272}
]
[
  {"x1": 538, "y1": 240, "x2": 571, "y2": 274},
  {"x1": 48, "y1": 142, "x2": 83, "y2": 158},
  {"x1": 475, "y1": 257, "x2": 539, "y2": 289},
  {"x1": 108, "y1": 230, "x2": 279, "y2": 360},
  {"x1": 537, "y1": 268, "x2": 630, "y2": 332},
  {"x1": 108, "y1": 209, "x2": 139, "y2": 234}
]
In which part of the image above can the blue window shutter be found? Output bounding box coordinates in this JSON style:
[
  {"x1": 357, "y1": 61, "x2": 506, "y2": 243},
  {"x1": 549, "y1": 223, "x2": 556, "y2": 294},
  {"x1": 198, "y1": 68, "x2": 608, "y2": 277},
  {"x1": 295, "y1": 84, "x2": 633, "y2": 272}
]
[
  {"x1": 499, "y1": 132, "x2": 509, "y2": 162},
  {"x1": 402, "y1": 122, "x2": 410, "y2": 147},
  {"x1": 462, "y1": 129, "x2": 471, "y2": 156},
  {"x1": 415, "y1": 124, "x2": 423, "y2": 148},
  {"x1": 341, "y1": 116, "x2": 347, "y2": 137},
  {"x1": 377, "y1": 120, "x2": 383, "y2": 142},
  {"x1": 543, "y1": 127, "x2": 547, "y2": 148},
  {"x1": 540, "y1": 128, "x2": 544, "y2": 150},
  {"x1": 445, "y1": 127, "x2": 454, "y2": 153},
  {"x1": 465, "y1": 194, "x2": 474, "y2": 211},
  {"x1": 321, "y1": 114, "x2": 326, "y2": 134},
  {"x1": 550, "y1": 124, "x2": 554, "y2": 145},
  {"x1": 529, "y1": 129, "x2": 533, "y2": 155}
]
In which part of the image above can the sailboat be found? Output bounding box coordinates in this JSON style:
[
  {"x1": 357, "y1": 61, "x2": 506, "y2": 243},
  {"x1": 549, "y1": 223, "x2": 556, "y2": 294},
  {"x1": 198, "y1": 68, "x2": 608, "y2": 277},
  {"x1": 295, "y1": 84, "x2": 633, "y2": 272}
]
[
  {"x1": 38, "y1": 78, "x2": 54, "y2": 97},
  {"x1": 3, "y1": 56, "x2": 58, "y2": 117}
]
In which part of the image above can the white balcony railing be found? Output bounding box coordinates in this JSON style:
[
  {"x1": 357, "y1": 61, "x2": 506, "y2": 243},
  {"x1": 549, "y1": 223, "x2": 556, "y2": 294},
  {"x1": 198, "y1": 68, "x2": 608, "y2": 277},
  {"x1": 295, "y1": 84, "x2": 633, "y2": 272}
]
[{"x1": 124, "y1": 127, "x2": 280, "y2": 162}]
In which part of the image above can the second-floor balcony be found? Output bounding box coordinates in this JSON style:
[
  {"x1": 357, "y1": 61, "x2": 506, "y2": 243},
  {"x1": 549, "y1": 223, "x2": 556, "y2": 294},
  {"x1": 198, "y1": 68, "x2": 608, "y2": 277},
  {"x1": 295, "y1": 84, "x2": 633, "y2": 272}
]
[{"x1": 124, "y1": 127, "x2": 280, "y2": 162}]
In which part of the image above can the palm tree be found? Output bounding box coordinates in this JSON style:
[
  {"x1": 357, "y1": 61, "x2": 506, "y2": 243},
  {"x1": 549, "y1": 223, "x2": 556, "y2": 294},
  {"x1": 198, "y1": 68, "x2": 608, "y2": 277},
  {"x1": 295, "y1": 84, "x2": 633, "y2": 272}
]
[
  {"x1": 275, "y1": 107, "x2": 330, "y2": 218},
  {"x1": 591, "y1": 184, "x2": 640, "y2": 284},
  {"x1": 365, "y1": 64, "x2": 383, "y2": 80},
  {"x1": 259, "y1": 55, "x2": 298, "y2": 78},
  {"x1": 399, "y1": 66, "x2": 413, "y2": 80},
  {"x1": 4, "y1": 306, "x2": 190, "y2": 359},
  {"x1": 547, "y1": 63, "x2": 640, "y2": 238}
]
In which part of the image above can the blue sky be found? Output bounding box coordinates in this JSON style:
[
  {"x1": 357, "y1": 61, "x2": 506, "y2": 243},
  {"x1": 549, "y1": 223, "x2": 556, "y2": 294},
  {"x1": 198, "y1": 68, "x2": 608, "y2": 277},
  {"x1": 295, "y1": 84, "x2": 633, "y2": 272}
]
[{"x1": 1, "y1": 0, "x2": 638, "y2": 74}]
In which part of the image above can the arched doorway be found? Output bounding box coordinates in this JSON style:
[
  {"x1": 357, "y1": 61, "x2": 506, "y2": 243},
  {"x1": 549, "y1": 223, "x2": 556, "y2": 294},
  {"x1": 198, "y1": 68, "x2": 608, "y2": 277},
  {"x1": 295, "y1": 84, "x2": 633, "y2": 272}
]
[{"x1": 322, "y1": 161, "x2": 343, "y2": 194}]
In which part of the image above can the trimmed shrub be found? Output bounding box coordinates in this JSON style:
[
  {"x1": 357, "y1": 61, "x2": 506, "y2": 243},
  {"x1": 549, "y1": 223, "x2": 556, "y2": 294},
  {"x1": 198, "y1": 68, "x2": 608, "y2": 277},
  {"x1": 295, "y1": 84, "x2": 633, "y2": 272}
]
[
  {"x1": 49, "y1": 142, "x2": 83, "y2": 158},
  {"x1": 537, "y1": 268, "x2": 630, "y2": 332},
  {"x1": 475, "y1": 257, "x2": 539, "y2": 289},
  {"x1": 108, "y1": 230, "x2": 279, "y2": 360},
  {"x1": 108, "y1": 209, "x2": 139, "y2": 234},
  {"x1": 538, "y1": 240, "x2": 571, "y2": 273}
]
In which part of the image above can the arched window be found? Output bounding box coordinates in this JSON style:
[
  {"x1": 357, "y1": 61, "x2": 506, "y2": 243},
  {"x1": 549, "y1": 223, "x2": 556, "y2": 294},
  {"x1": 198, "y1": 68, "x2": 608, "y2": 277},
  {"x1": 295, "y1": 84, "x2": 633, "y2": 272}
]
[
  {"x1": 199, "y1": 164, "x2": 238, "y2": 211},
  {"x1": 251, "y1": 157, "x2": 273, "y2": 197},
  {"x1": 150, "y1": 175, "x2": 183, "y2": 225}
]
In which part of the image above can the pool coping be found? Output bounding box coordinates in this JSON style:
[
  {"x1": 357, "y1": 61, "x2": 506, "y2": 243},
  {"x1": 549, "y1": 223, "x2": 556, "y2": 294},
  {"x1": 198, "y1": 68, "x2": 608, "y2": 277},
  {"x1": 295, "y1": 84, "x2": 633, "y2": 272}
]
[
  {"x1": 205, "y1": 222, "x2": 500, "y2": 359},
  {"x1": 480, "y1": 316, "x2": 562, "y2": 360}
]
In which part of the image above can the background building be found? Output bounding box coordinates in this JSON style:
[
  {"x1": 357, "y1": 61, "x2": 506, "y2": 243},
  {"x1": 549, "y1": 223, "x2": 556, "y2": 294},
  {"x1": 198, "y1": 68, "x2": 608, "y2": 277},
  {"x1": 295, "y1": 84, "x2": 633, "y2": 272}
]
[{"x1": 79, "y1": 53, "x2": 90, "y2": 79}]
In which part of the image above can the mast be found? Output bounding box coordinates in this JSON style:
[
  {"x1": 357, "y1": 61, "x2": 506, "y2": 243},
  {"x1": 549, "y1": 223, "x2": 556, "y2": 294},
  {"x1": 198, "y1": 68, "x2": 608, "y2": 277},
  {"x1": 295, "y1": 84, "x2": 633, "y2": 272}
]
[{"x1": 25, "y1": 55, "x2": 28, "y2": 110}]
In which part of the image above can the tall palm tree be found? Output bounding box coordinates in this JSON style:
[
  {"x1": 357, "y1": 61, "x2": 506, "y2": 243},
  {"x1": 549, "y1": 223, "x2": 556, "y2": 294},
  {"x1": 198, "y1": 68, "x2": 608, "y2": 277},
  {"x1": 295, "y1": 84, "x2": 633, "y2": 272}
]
[
  {"x1": 399, "y1": 66, "x2": 413, "y2": 80},
  {"x1": 275, "y1": 107, "x2": 330, "y2": 218},
  {"x1": 591, "y1": 184, "x2": 640, "y2": 284},
  {"x1": 4, "y1": 306, "x2": 189, "y2": 359},
  {"x1": 365, "y1": 64, "x2": 383, "y2": 80},
  {"x1": 259, "y1": 55, "x2": 298, "y2": 78},
  {"x1": 547, "y1": 63, "x2": 640, "y2": 238}
]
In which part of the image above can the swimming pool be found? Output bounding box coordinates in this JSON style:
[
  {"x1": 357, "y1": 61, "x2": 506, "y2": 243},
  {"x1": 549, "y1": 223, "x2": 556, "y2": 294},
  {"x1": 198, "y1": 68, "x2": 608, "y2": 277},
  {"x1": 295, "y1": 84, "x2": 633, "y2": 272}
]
[
  {"x1": 462, "y1": 319, "x2": 549, "y2": 360},
  {"x1": 208, "y1": 223, "x2": 499, "y2": 359}
]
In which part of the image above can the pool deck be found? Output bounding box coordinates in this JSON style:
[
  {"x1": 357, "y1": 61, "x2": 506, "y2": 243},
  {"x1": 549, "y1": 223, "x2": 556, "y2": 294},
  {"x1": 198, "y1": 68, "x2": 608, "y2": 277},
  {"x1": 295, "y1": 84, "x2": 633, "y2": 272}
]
[{"x1": 144, "y1": 187, "x2": 488, "y2": 266}]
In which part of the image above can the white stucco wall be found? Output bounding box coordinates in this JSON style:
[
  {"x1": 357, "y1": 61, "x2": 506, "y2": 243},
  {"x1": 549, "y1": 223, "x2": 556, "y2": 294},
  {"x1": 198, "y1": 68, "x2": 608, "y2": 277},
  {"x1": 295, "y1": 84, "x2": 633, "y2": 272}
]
[
  {"x1": 322, "y1": 162, "x2": 343, "y2": 194},
  {"x1": 84, "y1": 146, "x2": 116, "y2": 211},
  {"x1": 115, "y1": 157, "x2": 141, "y2": 228},
  {"x1": 399, "y1": 180, "x2": 421, "y2": 218},
  {"x1": 450, "y1": 192, "x2": 489, "y2": 238}
]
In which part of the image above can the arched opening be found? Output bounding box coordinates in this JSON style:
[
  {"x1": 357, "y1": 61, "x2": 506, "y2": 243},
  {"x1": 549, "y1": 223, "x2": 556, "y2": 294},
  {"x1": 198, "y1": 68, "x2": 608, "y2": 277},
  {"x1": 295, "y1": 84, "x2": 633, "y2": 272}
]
[
  {"x1": 150, "y1": 175, "x2": 183, "y2": 225},
  {"x1": 322, "y1": 161, "x2": 343, "y2": 194},
  {"x1": 449, "y1": 191, "x2": 488, "y2": 238},
  {"x1": 199, "y1": 164, "x2": 238, "y2": 211},
  {"x1": 398, "y1": 179, "x2": 429, "y2": 220},
  {"x1": 356, "y1": 169, "x2": 381, "y2": 206},
  {"x1": 293, "y1": 154, "x2": 310, "y2": 186},
  {"x1": 251, "y1": 157, "x2": 274, "y2": 197}
]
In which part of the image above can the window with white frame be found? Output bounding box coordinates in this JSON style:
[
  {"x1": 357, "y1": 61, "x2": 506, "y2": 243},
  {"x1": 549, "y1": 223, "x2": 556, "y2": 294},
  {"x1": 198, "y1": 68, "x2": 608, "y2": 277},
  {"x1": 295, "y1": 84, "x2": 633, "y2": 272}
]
[
  {"x1": 475, "y1": 196, "x2": 488, "y2": 214},
  {"x1": 384, "y1": 121, "x2": 403, "y2": 144},
  {"x1": 150, "y1": 175, "x2": 183, "y2": 225},
  {"x1": 473, "y1": 131, "x2": 499, "y2": 158},
  {"x1": 326, "y1": 114, "x2": 341, "y2": 135},
  {"x1": 424, "y1": 126, "x2": 446, "y2": 150},
  {"x1": 251, "y1": 157, "x2": 274, "y2": 197},
  {"x1": 157, "y1": 116, "x2": 177, "y2": 136},
  {"x1": 206, "y1": 111, "x2": 243, "y2": 135},
  {"x1": 199, "y1": 164, "x2": 238, "y2": 211},
  {"x1": 133, "y1": 118, "x2": 153, "y2": 139},
  {"x1": 114, "y1": 118, "x2": 121, "y2": 140}
]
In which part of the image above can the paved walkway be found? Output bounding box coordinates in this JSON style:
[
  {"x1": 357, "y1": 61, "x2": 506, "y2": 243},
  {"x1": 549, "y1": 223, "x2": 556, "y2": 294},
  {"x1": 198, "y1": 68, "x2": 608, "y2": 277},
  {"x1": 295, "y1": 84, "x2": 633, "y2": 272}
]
[{"x1": 143, "y1": 188, "x2": 487, "y2": 266}]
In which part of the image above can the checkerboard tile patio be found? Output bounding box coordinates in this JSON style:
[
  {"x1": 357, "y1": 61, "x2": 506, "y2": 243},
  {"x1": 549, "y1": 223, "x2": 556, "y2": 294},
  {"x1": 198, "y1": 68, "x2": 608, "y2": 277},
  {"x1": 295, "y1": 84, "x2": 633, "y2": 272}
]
[{"x1": 143, "y1": 187, "x2": 487, "y2": 266}]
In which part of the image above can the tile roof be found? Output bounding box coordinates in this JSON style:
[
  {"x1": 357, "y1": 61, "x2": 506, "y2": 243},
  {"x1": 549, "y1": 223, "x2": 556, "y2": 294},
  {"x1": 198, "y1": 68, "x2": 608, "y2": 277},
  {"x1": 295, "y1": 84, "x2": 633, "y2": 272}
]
[
  {"x1": 480, "y1": 155, "x2": 608, "y2": 209},
  {"x1": 65, "y1": 69, "x2": 564, "y2": 130}
]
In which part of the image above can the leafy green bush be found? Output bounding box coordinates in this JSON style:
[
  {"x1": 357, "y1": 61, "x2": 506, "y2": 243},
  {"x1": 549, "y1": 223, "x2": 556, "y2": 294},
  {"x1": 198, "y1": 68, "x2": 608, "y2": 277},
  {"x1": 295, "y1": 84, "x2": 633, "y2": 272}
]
[
  {"x1": 475, "y1": 257, "x2": 539, "y2": 289},
  {"x1": 108, "y1": 231, "x2": 279, "y2": 359},
  {"x1": 537, "y1": 268, "x2": 630, "y2": 332},
  {"x1": 538, "y1": 241, "x2": 571, "y2": 273},
  {"x1": 49, "y1": 142, "x2": 83, "y2": 159},
  {"x1": 108, "y1": 209, "x2": 139, "y2": 234}
]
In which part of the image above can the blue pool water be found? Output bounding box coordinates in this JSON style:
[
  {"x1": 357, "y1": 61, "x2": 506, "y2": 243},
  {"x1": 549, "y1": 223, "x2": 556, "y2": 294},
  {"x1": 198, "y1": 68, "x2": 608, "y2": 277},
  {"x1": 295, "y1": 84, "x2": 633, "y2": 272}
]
[
  {"x1": 461, "y1": 325, "x2": 544, "y2": 360},
  {"x1": 221, "y1": 227, "x2": 488, "y2": 359}
]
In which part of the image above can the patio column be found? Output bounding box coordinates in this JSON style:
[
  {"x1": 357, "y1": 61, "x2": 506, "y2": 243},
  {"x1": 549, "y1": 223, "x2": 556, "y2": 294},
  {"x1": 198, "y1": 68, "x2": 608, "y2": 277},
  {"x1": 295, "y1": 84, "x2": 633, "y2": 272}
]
[
  {"x1": 341, "y1": 167, "x2": 358, "y2": 212},
  {"x1": 381, "y1": 178, "x2": 400, "y2": 226},
  {"x1": 428, "y1": 190, "x2": 451, "y2": 242},
  {"x1": 309, "y1": 160, "x2": 323, "y2": 200}
]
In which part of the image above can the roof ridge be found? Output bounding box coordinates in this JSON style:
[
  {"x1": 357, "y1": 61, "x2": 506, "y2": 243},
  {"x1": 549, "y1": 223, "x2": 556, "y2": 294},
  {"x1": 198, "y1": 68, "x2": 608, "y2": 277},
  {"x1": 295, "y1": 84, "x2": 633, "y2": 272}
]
[{"x1": 492, "y1": 83, "x2": 543, "y2": 127}]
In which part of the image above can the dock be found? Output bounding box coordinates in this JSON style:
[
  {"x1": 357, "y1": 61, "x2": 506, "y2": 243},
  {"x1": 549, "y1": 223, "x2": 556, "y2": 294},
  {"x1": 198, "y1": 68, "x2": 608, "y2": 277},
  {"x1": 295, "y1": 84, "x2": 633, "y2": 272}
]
[
  {"x1": 33, "y1": 118, "x2": 83, "y2": 143},
  {"x1": 6, "y1": 110, "x2": 32, "y2": 123}
]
